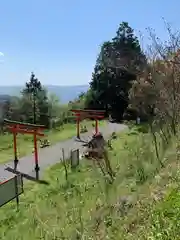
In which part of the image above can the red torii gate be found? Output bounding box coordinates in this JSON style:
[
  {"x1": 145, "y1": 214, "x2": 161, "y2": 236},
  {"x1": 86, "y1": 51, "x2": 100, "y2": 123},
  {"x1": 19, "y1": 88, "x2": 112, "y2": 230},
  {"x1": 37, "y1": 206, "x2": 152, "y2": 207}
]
[
  {"x1": 4, "y1": 119, "x2": 46, "y2": 179},
  {"x1": 71, "y1": 109, "x2": 105, "y2": 139}
]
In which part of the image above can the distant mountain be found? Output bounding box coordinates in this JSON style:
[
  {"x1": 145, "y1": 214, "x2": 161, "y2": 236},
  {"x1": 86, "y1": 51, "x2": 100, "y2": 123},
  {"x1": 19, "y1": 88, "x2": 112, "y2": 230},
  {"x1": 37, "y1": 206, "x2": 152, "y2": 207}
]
[{"x1": 0, "y1": 85, "x2": 89, "y2": 103}]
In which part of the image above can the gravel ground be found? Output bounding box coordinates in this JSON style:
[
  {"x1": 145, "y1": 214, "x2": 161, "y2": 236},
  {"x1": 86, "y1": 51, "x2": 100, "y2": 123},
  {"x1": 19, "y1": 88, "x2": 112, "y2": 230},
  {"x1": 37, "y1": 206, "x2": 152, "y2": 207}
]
[{"x1": 0, "y1": 123, "x2": 127, "y2": 182}]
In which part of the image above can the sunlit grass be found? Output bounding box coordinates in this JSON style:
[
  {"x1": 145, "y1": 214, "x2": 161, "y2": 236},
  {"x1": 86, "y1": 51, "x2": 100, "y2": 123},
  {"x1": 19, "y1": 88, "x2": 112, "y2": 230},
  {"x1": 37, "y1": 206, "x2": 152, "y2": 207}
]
[{"x1": 0, "y1": 125, "x2": 179, "y2": 239}]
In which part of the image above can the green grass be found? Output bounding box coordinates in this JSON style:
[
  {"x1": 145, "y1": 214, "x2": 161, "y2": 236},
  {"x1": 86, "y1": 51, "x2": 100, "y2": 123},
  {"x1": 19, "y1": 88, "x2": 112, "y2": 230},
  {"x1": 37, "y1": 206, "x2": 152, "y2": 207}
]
[
  {"x1": 0, "y1": 125, "x2": 180, "y2": 239},
  {"x1": 0, "y1": 120, "x2": 106, "y2": 164}
]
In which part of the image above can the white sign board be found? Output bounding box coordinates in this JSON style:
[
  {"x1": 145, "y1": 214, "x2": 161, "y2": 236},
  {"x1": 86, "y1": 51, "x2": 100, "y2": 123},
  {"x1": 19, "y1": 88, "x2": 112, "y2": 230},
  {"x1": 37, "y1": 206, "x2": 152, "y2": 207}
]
[
  {"x1": 0, "y1": 175, "x2": 23, "y2": 207},
  {"x1": 71, "y1": 149, "x2": 80, "y2": 169},
  {"x1": 137, "y1": 117, "x2": 140, "y2": 125}
]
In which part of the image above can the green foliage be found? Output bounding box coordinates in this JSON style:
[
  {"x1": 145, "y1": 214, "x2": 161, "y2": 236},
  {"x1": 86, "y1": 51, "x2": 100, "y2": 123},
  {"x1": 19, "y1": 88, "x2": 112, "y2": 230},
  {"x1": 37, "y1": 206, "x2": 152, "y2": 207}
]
[
  {"x1": 149, "y1": 188, "x2": 180, "y2": 239},
  {"x1": 87, "y1": 22, "x2": 146, "y2": 120},
  {"x1": 21, "y1": 72, "x2": 49, "y2": 126},
  {"x1": 1, "y1": 126, "x2": 178, "y2": 239},
  {"x1": 1, "y1": 72, "x2": 87, "y2": 131}
]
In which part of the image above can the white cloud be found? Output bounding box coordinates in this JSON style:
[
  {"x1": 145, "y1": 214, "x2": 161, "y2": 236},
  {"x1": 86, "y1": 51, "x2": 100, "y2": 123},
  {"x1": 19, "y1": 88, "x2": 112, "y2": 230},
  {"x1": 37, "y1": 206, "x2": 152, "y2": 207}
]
[{"x1": 0, "y1": 52, "x2": 4, "y2": 56}]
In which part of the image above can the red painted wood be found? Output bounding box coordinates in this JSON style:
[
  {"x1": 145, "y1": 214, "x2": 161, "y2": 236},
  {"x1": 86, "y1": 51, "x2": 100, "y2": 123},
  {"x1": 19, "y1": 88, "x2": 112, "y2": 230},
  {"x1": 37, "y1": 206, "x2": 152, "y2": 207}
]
[
  {"x1": 71, "y1": 109, "x2": 105, "y2": 113},
  {"x1": 74, "y1": 113, "x2": 104, "y2": 118},
  {"x1": 4, "y1": 119, "x2": 45, "y2": 129},
  {"x1": 5, "y1": 121, "x2": 46, "y2": 173},
  {"x1": 71, "y1": 109, "x2": 105, "y2": 138},
  {"x1": 7, "y1": 126, "x2": 44, "y2": 136},
  {"x1": 74, "y1": 115, "x2": 104, "y2": 119}
]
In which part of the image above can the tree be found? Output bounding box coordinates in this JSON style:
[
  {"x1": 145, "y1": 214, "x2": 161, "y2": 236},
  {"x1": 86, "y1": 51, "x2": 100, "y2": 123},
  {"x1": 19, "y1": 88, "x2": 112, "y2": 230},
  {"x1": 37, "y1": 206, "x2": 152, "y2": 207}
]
[
  {"x1": 6, "y1": 96, "x2": 23, "y2": 121},
  {"x1": 37, "y1": 87, "x2": 50, "y2": 127},
  {"x1": 87, "y1": 22, "x2": 146, "y2": 120},
  {"x1": 22, "y1": 72, "x2": 50, "y2": 126},
  {"x1": 48, "y1": 93, "x2": 60, "y2": 118},
  {"x1": 22, "y1": 72, "x2": 42, "y2": 124},
  {"x1": 48, "y1": 93, "x2": 61, "y2": 128},
  {"x1": 129, "y1": 24, "x2": 180, "y2": 135},
  {"x1": 0, "y1": 98, "x2": 11, "y2": 133}
]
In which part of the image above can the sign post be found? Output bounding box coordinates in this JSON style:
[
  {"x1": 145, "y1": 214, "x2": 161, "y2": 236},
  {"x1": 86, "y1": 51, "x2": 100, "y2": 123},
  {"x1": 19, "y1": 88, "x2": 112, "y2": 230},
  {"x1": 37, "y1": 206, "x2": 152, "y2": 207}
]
[
  {"x1": 0, "y1": 174, "x2": 23, "y2": 211},
  {"x1": 4, "y1": 119, "x2": 46, "y2": 180},
  {"x1": 70, "y1": 149, "x2": 80, "y2": 169}
]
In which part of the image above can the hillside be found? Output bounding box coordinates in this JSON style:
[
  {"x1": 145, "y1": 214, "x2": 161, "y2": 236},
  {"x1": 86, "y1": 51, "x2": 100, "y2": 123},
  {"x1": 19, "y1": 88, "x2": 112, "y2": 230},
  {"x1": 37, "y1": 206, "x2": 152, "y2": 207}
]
[
  {"x1": 0, "y1": 85, "x2": 89, "y2": 103},
  {"x1": 0, "y1": 125, "x2": 179, "y2": 239}
]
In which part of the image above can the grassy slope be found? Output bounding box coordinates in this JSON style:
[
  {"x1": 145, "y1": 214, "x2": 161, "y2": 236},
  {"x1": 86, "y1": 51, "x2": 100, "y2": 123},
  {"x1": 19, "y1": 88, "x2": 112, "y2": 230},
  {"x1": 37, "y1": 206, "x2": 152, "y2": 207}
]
[
  {"x1": 0, "y1": 125, "x2": 180, "y2": 239},
  {"x1": 0, "y1": 120, "x2": 106, "y2": 164}
]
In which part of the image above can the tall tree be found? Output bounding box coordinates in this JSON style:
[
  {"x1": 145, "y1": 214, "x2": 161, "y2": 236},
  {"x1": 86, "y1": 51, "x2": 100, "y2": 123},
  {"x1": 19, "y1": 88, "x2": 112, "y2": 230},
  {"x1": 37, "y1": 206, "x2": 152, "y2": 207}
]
[
  {"x1": 48, "y1": 93, "x2": 60, "y2": 119},
  {"x1": 22, "y1": 72, "x2": 42, "y2": 124},
  {"x1": 87, "y1": 22, "x2": 146, "y2": 120},
  {"x1": 22, "y1": 72, "x2": 50, "y2": 126},
  {"x1": 37, "y1": 87, "x2": 50, "y2": 127}
]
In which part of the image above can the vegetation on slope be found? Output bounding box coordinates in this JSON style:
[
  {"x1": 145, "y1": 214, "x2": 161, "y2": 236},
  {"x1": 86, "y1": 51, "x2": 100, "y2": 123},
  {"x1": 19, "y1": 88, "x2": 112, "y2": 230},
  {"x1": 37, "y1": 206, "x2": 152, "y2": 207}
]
[
  {"x1": 0, "y1": 125, "x2": 179, "y2": 239},
  {"x1": 1, "y1": 18, "x2": 180, "y2": 239}
]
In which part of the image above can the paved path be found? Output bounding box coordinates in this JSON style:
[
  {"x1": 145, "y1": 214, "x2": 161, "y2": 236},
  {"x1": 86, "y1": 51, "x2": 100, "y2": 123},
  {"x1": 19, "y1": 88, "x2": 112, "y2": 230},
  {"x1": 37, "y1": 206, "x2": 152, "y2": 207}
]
[{"x1": 0, "y1": 123, "x2": 127, "y2": 182}]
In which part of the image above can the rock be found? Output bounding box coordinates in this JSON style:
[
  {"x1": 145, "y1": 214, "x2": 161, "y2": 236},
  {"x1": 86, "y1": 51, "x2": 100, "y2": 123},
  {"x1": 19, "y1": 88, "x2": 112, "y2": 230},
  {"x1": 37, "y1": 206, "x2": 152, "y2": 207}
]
[{"x1": 83, "y1": 133, "x2": 106, "y2": 159}]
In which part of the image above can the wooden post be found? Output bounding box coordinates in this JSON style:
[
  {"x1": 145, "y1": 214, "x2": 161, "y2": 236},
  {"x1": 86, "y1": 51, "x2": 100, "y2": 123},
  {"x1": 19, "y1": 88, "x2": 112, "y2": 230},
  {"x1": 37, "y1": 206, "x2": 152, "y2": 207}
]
[
  {"x1": 33, "y1": 131, "x2": 39, "y2": 180},
  {"x1": 95, "y1": 118, "x2": 98, "y2": 134},
  {"x1": 14, "y1": 175, "x2": 19, "y2": 211},
  {"x1": 13, "y1": 130, "x2": 18, "y2": 170},
  {"x1": 62, "y1": 148, "x2": 68, "y2": 182},
  {"x1": 77, "y1": 117, "x2": 80, "y2": 139}
]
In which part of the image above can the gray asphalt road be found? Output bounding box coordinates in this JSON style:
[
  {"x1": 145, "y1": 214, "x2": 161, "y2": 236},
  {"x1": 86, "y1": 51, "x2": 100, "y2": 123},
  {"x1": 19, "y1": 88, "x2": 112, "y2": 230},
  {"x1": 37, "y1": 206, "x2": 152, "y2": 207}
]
[{"x1": 0, "y1": 123, "x2": 127, "y2": 182}]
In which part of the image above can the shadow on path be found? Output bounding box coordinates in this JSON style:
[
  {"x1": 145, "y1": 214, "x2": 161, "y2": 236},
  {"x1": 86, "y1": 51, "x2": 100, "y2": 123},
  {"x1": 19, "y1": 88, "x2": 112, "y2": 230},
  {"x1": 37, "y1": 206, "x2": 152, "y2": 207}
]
[{"x1": 5, "y1": 167, "x2": 49, "y2": 185}]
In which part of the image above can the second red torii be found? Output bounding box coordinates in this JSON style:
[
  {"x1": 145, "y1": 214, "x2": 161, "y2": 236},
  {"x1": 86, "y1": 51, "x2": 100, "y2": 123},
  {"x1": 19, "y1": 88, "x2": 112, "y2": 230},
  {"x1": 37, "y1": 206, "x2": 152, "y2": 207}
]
[{"x1": 71, "y1": 109, "x2": 105, "y2": 139}]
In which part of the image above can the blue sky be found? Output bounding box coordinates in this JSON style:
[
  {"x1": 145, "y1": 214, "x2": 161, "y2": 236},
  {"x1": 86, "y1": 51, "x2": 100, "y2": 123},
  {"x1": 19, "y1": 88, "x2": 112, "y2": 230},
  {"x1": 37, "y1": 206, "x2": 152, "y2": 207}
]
[{"x1": 0, "y1": 0, "x2": 179, "y2": 86}]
